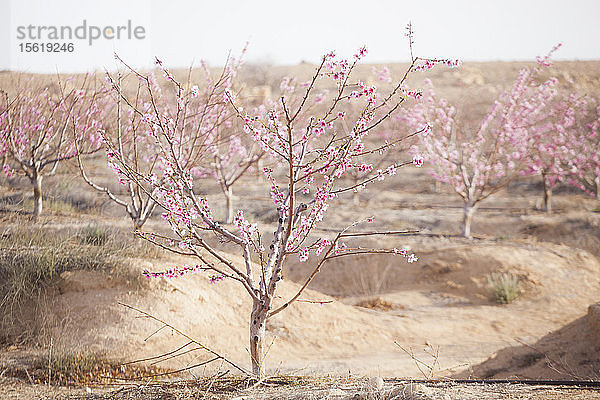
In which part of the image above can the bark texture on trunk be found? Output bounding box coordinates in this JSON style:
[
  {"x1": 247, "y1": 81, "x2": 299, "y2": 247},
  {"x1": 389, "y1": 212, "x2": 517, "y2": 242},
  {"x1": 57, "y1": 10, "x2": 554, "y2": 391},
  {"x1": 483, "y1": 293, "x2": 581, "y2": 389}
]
[
  {"x1": 461, "y1": 203, "x2": 477, "y2": 238},
  {"x1": 32, "y1": 174, "x2": 43, "y2": 219},
  {"x1": 224, "y1": 186, "x2": 233, "y2": 224},
  {"x1": 542, "y1": 173, "x2": 552, "y2": 213},
  {"x1": 434, "y1": 180, "x2": 442, "y2": 193},
  {"x1": 133, "y1": 219, "x2": 143, "y2": 231},
  {"x1": 249, "y1": 300, "x2": 267, "y2": 377}
]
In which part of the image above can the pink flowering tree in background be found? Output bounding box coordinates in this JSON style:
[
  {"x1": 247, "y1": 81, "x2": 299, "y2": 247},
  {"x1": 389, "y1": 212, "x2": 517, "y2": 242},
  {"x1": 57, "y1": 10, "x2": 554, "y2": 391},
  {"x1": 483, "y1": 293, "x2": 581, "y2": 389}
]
[
  {"x1": 403, "y1": 51, "x2": 562, "y2": 237},
  {"x1": 525, "y1": 91, "x2": 587, "y2": 212},
  {"x1": 104, "y1": 36, "x2": 458, "y2": 375},
  {"x1": 341, "y1": 66, "x2": 424, "y2": 205},
  {"x1": 0, "y1": 78, "x2": 102, "y2": 219},
  {"x1": 191, "y1": 59, "x2": 267, "y2": 223},
  {"x1": 564, "y1": 97, "x2": 600, "y2": 198},
  {"x1": 204, "y1": 125, "x2": 266, "y2": 223},
  {"x1": 77, "y1": 54, "x2": 253, "y2": 229},
  {"x1": 76, "y1": 71, "x2": 160, "y2": 230}
]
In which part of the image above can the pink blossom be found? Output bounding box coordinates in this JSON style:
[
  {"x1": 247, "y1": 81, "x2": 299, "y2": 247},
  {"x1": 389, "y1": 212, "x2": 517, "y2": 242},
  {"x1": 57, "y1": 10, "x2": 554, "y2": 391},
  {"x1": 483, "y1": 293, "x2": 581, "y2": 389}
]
[
  {"x1": 2, "y1": 164, "x2": 13, "y2": 177},
  {"x1": 354, "y1": 46, "x2": 368, "y2": 60},
  {"x1": 412, "y1": 155, "x2": 424, "y2": 167},
  {"x1": 298, "y1": 247, "x2": 310, "y2": 262}
]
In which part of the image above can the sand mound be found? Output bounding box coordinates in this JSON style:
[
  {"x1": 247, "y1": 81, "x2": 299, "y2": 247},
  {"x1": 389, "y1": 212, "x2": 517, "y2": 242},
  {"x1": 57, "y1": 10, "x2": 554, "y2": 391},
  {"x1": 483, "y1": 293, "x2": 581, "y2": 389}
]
[
  {"x1": 463, "y1": 304, "x2": 600, "y2": 380},
  {"x1": 285, "y1": 241, "x2": 599, "y2": 306},
  {"x1": 48, "y1": 254, "x2": 402, "y2": 373},
  {"x1": 521, "y1": 213, "x2": 600, "y2": 257}
]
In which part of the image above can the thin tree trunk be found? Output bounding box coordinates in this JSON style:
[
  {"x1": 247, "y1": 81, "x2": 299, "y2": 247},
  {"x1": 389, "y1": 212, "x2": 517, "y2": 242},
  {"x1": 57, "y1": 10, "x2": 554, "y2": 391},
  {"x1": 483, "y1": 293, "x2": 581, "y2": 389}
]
[
  {"x1": 256, "y1": 158, "x2": 263, "y2": 183},
  {"x1": 461, "y1": 202, "x2": 477, "y2": 238},
  {"x1": 434, "y1": 179, "x2": 442, "y2": 193},
  {"x1": 32, "y1": 173, "x2": 43, "y2": 219},
  {"x1": 352, "y1": 175, "x2": 360, "y2": 205},
  {"x1": 542, "y1": 173, "x2": 552, "y2": 213},
  {"x1": 249, "y1": 300, "x2": 267, "y2": 377},
  {"x1": 224, "y1": 186, "x2": 233, "y2": 224},
  {"x1": 595, "y1": 176, "x2": 600, "y2": 199},
  {"x1": 1, "y1": 153, "x2": 6, "y2": 181}
]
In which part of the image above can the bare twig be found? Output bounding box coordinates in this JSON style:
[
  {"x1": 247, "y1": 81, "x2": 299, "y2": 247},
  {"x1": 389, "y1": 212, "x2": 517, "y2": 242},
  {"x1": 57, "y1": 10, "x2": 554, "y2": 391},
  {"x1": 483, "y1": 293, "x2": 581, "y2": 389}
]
[{"x1": 118, "y1": 302, "x2": 251, "y2": 375}]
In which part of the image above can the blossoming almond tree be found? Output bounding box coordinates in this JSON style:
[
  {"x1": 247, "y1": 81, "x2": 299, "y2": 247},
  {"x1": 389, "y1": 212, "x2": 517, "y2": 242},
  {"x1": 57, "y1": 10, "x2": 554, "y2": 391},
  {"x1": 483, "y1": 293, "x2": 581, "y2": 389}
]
[
  {"x1": 105, "y1": 39, "x2": 457, "y2": 375},
  {"x1": 525, "y1": 91, "x2": 587, "y2": 212},
  {"x1": 76, "y1": 71, "x2": 160, "y2": 229},
  {"x1": 191, "y1": 59, "x2": 267, "y2": 223},
  {"x1": 205, "y1": 127, "x2": 265, "y2": 223},
  {"x1": 564, "y1": 98, "x2": 600, "y2": 198},
  {"x1": 0, "y1": 77, "x2": 102, "y2": 219},
  {"x1": 77, "y1": 54, "x2": 251, "y2": 229},
  {"x1": 403, "y1": 54, "x2": 561, "y2": 237}
]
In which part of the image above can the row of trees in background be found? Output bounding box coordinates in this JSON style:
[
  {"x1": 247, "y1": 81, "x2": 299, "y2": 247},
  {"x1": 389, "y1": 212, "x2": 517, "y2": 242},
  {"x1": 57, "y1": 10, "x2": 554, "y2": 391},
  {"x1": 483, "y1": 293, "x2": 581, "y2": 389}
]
[
  {"x1": 1, "y1": 47, "x2": 598, "y2": 236},
  {"x1": 402, "y1": 44, "x2": 600, "y2": 237}
]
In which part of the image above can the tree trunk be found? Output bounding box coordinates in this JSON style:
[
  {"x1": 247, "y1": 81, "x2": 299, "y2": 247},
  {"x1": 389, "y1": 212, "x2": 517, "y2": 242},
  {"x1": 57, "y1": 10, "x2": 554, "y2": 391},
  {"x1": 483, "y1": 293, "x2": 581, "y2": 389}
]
[
  {"x1": 433, "y1": 179, "x2": 442, "y2": 194},
  {"x1": 32, "y1": 173, "x2": 43, "y2": 219},
  {"x1": 224, "y1": 186, "x2": 233, "y2": 224},
  {"x1": 352, "y1": 176, "x2": 360, "y2": 205},
  {"x1": 595, "y1": 176, "x2": 600, "y2": 199},
  {"x1": 0, "y1": 153, "x2": 6, "y2": 183},
  {"x1": 249, "y1": 300, "x2": 267, "y2": 377},
  {"x1": 542, "y1": 173, "x2": 552, "y2": 213},
  {"x1": 256, "y1": 158, "x2": 263, "y2": 183},
  {"x1": 461, "y1": 202, "x2": 477, "y2": 238}
]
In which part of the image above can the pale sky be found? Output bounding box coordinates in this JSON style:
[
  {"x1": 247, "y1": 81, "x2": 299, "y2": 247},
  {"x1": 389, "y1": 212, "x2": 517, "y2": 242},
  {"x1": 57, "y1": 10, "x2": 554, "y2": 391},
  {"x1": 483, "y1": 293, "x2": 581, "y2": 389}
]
[{"x1": 1, "y1": 0, "x2": 599, "y2": 73}]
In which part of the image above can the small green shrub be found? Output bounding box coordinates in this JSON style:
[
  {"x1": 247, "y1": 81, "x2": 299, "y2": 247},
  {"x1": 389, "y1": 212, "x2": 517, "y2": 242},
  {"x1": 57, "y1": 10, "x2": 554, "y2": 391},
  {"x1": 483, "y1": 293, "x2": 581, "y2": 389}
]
[{"x1": 487, "y1": 272, "x2": 521, "y2": 304}]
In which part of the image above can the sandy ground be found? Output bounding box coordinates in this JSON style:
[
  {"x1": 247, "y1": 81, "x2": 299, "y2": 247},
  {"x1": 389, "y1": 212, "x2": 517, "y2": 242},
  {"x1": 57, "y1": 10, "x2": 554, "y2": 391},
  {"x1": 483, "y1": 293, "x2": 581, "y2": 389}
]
[{"x1": 2, "y1": 156, "x2": 600, "y2": 400}]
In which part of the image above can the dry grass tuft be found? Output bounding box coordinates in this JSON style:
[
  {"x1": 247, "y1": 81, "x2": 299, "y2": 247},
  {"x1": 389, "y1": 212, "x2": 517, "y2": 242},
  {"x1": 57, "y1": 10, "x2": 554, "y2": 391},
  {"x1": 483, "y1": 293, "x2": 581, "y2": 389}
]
[
  {"x1": 1, "y1": 350, "x2": 176, "y2": 386},
  {"x1": 0, "y1": 219, "x2": 160, "y2": 344},
  {"x1": 487, "y1": 272, "x2": 521, "y2": 304},
  {"x1": 355, "y1": 297, "x2": 402, "y2": 311}
]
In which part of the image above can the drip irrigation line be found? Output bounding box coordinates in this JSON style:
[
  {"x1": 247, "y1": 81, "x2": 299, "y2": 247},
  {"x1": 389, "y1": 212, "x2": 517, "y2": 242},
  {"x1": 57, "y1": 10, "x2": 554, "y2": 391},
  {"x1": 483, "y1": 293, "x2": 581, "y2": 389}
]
[{"x1": 385, "y1": 378, "x2": 600, "y2": 389}]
